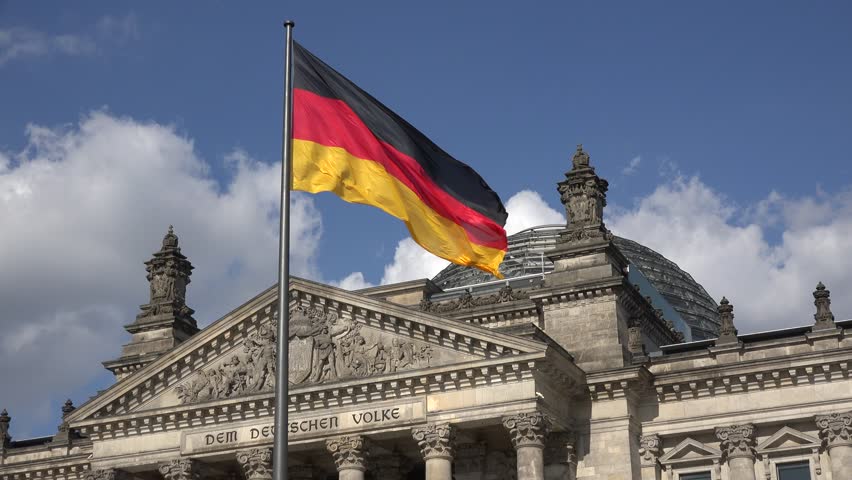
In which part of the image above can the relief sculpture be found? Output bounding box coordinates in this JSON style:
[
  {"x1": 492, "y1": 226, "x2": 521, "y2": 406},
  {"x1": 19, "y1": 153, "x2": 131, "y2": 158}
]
[{"x1": 175, "y1": 306, "x2": 432, "y2": 404}]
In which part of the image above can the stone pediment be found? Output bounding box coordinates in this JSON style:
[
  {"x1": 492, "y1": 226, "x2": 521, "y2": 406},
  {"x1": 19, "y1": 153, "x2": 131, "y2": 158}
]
[
  {"x1": 756, "y1": 426, "x2": 819, "y2": 454},
  {"x1": 67, "y1": 277, "x2": 549, "y2": 426},
  {"x1": 659, "y1": 438, "x2": 721, "y2": 465}
]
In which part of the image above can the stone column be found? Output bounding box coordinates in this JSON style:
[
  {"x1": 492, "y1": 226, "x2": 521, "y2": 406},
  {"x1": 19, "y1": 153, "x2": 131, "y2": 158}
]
[
  {"x1": 638, "y1": 434, "x2": 661, "y2": 480},
  {"x1": 815, "y1": 411, "x2": 852, "y2": 478},
  {"x1": 715, "y1": 424, "x2": 756, "y2": 480},
  {"x1": 159, "y1": 458, "x2": 205, "y2": 480},
  {"x1": 326, "y1": 435, "x2": 370, "y2": 480},
  {"x1": 412, "y1": 423, "x2": 456, "y2": 480},
  {"x1": 236, "y1": 447, "x2": 273, "y2": 480},
  {"x1": 504, "y1": 412, "x2": 551, "y2": 480},
  {"x1": 544, "y1": 432, "x2": 576, "y2": 480}
]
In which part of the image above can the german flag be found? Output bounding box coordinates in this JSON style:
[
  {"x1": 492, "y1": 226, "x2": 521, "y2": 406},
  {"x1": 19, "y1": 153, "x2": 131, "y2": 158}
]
[{"x1": 292, "y1": 42, "x2": 508, "y2": 277}]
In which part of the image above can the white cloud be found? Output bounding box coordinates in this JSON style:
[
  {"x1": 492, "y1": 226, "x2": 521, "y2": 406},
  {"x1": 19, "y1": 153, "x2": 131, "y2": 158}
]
[
  {"x1": 622, "y1": 155, "x2": 641, "y2": 175},
  {"x1": 608, "y1": 176, "x2": 852, "y2": 333},
  {"x1": 503, "y1": 189, "x2": 565, "y2": 235},
  {"x1": 380, "y1": 238, "x2": 450, "y2": 284},
  {"x1": 332, "y1": 272, "x2": 375, "y2": 291},
  {"x1": 0, "y1": 14, "x2": 138, "y2": 67},
  {"x1": 0, "y1": 111, "x2": 321, "y2": 436}
]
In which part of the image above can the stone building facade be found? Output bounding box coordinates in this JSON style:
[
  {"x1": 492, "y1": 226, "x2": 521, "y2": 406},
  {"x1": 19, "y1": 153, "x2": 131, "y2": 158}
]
[{"x1": 1, "y1": 146, "x2": 850, "y2": 480}]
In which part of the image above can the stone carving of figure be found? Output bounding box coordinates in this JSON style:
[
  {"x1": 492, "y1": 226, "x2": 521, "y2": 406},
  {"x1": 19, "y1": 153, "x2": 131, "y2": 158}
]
[
  {"x1": 309, "y1": 326, "x2": 336, "y2": 383},
  {"x1": 245, "y1": 325, "x2": 276, "y2": 391}
]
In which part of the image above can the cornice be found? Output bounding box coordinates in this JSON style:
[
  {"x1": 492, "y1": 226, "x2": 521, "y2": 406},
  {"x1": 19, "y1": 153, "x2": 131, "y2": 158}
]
[
  {"x1": 650, "y1": 347, "x2": 852, "y2": 402},
  {"x1": 0, "y1": 454, "x2": 91, "y2": 480}
]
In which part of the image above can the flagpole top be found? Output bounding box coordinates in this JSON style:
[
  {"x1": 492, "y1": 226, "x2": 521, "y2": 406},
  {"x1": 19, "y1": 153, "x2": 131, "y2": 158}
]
[{"x1": 284, "y1": 20, "x2": 295, "y2": 28}]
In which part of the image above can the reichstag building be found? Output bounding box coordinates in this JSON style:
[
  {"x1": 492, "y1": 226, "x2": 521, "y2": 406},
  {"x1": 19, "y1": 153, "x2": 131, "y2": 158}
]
[{"x1": 1, "y1": 146, "x2": 850, "y2": 480}]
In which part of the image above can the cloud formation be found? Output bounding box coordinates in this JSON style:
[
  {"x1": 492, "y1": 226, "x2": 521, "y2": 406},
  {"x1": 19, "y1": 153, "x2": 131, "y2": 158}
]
[
  {"x1": 0, "y1": 13, "x2": 138, "y2": 67},
  {"x1": 0, "y1": 111, "x2": 320, "y2": 436},
  {"x1": 622, "y1": 155, "x2": 641, "y2": 175},
  {"x1": 608, "y1": 176, "x2": 852, "y2": 333}
]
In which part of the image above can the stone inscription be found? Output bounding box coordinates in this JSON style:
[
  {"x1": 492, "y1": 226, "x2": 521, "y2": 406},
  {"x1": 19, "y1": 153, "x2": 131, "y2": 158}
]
[{"x1": 181, "y1": 401, "x2": 424, "y2": 454}]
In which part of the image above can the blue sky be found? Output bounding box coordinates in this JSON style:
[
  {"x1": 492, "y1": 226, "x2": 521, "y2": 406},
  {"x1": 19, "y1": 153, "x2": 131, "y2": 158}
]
[{"x1": 2, "y1": 1, "x2": 852, "y2": 437}]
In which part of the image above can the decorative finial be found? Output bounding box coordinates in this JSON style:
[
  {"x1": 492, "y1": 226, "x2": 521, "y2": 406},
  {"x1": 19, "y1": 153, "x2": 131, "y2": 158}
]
[
  {"x1": 62, "y1": 399, "x2": 75, "y2": 416},
  {"x1": 161, "y1": 225, "x2": 179, "y2": 250},
  {"x1": 716, "y1": 296, "x2": 738, "y2": 344},
  {"x1": 0, "y1": 408, "x2": 10, "y2": 445},
  {"x1": 813, "y1": 281, "x2": 836, "y2": 330},
  {"x1": 572, "y1": 144, "x2": 590, "y2": 169}
]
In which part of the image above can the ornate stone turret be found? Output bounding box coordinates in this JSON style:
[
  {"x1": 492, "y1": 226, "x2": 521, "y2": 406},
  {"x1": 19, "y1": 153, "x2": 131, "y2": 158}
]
[
  {"x1": 103, "y1": 226, "x2": 199, "y2": 381},
  {"x1": 715, "y1": 297, "x2": 739, "y2": 345},
  {"x1": 812, "y1": 282, "x2": 837, "y2": 330},
  {"x1": 556, "y1": 144, "x2": 612, "y2": 246},
  {"x1": 0, "y1": 409, "x2": 11, "y2": 453},
  {"x1": 52, "y1": 399, "x2": 76, "y2": 446}
]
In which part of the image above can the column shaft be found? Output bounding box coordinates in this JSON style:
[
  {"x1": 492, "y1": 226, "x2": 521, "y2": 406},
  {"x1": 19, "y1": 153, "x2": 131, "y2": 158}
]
[
  {"x1": 827, "y1": 445, "x2": 852, "y2": 479},
  {"x1": 727, "y1": 457, "x2": 756, "y2": 480},
  {"x1": 516, "y1": 445, "x2": 545, "y2": 480},
  {"x1": 425, "y1": 457, "x2": 452, "y2": 480},
  {"x1": 504, "y1": 413, "x2": 551, "y2": 480}
]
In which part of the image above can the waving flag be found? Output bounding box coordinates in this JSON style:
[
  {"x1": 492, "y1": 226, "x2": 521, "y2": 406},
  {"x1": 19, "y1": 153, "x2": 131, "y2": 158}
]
[{"x1": 291, "y1": 42, "x2": 508, "y2": 277}]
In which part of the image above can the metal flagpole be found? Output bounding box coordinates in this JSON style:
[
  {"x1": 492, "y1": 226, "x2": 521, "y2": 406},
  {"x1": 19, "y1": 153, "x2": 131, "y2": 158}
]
[{"x1": 273, "y1": 20, "x2": 295, "y2": 480}]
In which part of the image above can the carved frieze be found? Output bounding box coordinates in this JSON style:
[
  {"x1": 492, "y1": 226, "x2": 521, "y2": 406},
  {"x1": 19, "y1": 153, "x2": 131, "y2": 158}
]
[
  {"x1": 158, "y1": 458, "x2": 203, "y2": 480},
  {"x1": 419, "y1": 285, "x2": 530, "y2": 313},
  {"x1": 503, "y1": 412, "x2": 551, "y2": 449},
  {"x1": 715, "y1": 424, "x2": 756, "y2": 459},
  {"x1": 326, "y1": 435, "x2": 370, "y2": 471},
  {"x1": 639, "y1": 434, "x2": 662, "y2": 466},
  {"x1": 815, "y1": 411, "x2": 852, "y2": 448},
  {"x1": 412, "y1": 423, "x2": 456, "y2": 460},
  {"x1": 236, "y1": 447, "x2": 273, "y2": 480},
  {"x1": 175, "y1": 305, "x2": 434, "y2": 404}
]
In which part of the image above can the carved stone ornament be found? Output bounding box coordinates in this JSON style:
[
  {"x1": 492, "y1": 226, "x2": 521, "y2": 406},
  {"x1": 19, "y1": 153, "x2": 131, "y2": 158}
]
[
  {"x1": 83, "y1": 470, "x2": 131, "y2": 480},
  {"x1": 716, "y1": 297, "x2": 738, "y2": 344},
  {"x1": 815, "y1": 411, "x2": 852, "y2": 448},
  {"x1": 639, "y1": 434, "x2": 662, "y2": 466},
  {"x1": 813, "y1": 282, "x2": 837, "y2": 330},
  {"x1": 236, "y1": 447, "x2": 273, "y2": 480},
  {"x1": 137, "y1": 226, "x2": 196, "y2": 322},
  {"x1": 419, "y1": 285, "x2": 530, "y2": 313},
  {"x1": 158, "y1": 458, "x2": 203, "y2": 480},
  {"x1": 0, "y1": 409, "x2": 10, "y2": 446},
  {"x1": 628, "y1": 320, "x2": 646, "y2": 357},
  {"x1": 556, "y1": 145, "x2": 612, "y2": 245},
  {"x1": 715, "y1": 424, "x2": 756, "y2": 459},
  {"x1": 326, "y1": 435, "x2": 370, "y2": 471},
  {"x1": 412, "y1": 423, "x2": 457, "y2": 460},
  {"x1": 175, "y1": 313, "x2": 278, "y2": 404},
  {"x1": 503, "y1": 412, "x2": 551, "y2": 449}
]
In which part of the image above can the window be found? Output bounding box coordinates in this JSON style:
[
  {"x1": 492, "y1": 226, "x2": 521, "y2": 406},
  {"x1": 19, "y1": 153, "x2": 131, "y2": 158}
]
[
  {"x1": 679, "y1": 472, "x2": 711, "y2": 480},
  {"x1": 777, "y1": 461, "x2": 811, "y2": 480}
]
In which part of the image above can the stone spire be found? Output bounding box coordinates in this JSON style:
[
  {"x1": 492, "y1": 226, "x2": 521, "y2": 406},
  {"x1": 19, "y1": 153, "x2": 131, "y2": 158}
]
[
  {"x1": 0, "y1": 409, "x2": 10, "y2": 450},
  {"x1": 813, "y1": 282, "x2": 837, "y2": 330},
  {"x1": 715, "y1": 297, "x2": 739, "y2": 345},
  {"x1": 556, "y1": 144, "x2": 612, "y2": 245},
  {"x1": 103, "y1": 226, "x2": 199, "y2": 380}
]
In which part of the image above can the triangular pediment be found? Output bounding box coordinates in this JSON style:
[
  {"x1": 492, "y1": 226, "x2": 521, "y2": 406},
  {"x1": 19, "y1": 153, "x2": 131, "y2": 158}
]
[
  {"x1": 67, "y1": 277, "x2": 549, "y2": 427},
  {"x1": 659, "y1": 438, "x2": 721, "y2": 464},
  {"x1": 756, "y1": 426, "x2": 819, "y2": 453}
]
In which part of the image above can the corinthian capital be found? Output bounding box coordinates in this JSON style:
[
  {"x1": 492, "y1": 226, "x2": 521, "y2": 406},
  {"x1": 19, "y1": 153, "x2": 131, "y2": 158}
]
[
  {"x1": 715, "y1": 424, "x2": 756, "y2": 459},
  {"x1": 639, "y1": 434, "x2": 662, "y2": 466},
  {"x1": 326, "y1": 435, "x2": 370, "y2": 472},
  {"x1": 815, "y1": 411, "x2": 852, "y2": 448},
  {"x1": 503, "y1": 412, "x2": 551, "y2": 449},
  {"x1": 236, "y1": 448, "x2": 273, "y2": 480},
  {"x1": 158, "y1": 459, "x2": 204, "y2": 480},
  {"x1": 412, "y1": 423, "x2": 456, "y2": 460}
]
